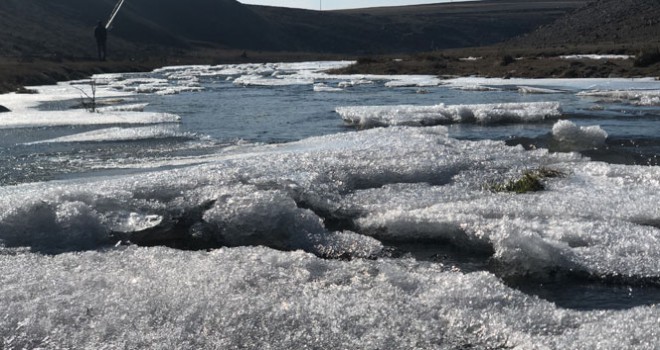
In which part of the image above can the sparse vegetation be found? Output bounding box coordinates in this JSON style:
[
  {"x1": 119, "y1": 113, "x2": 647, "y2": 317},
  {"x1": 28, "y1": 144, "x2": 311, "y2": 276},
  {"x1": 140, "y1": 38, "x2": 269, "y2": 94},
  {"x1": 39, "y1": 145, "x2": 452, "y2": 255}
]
[
  {"x1": 72, "y1": 80, "x2": 98, "y2": 112},
  {"x1": 634, "y1": 48, "x2": 660, "y2": 67},
  {"x1": 489, "y1": 168, "x2": 565, "y2": 194}
]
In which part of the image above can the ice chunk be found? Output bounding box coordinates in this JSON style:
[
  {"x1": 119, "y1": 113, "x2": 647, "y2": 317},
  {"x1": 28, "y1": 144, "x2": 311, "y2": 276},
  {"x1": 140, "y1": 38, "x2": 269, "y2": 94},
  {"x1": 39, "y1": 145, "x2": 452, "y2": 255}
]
[
  {"x1": 336, "y1": 102, "x2": 562, "y2": 127},
  {"x1": 313, "y1": 83, "x2": 343, "y2": 92},
  {"x1": 552, "y1": 120, "x2": 608, "y2": 151}
]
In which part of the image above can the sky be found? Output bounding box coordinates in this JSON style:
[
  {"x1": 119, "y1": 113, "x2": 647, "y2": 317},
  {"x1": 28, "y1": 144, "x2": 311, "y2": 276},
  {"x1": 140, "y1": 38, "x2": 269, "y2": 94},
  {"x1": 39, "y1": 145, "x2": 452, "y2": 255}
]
[{"x1": 237, "y1": 0, "x2": 469, "y2": 11}]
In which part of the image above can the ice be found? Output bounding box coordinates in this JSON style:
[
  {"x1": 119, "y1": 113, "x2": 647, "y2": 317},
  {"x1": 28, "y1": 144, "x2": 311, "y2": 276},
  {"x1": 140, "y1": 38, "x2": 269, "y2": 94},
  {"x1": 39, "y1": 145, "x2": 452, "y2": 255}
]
[
  {"x1": 578, "y1": 89, "x2": 660, "y2": 106},
  {"x1": 336, "y1": 102, "x2": 562, "y2": 127},
  {"x1": 445, "y1": 77, "x2": 660, "y2": 93},
  {"x1": 560, "y1": 54, "x2": 634, "y2": 60},
  {"x1": 346, "y1": 160, "x2": 660, "y2": 279},
  {"x1": 0, "y1": 110, "x2": 180, "y2": 129},
  {"x1": 459, "y1": 56, "x2": 483, "y2": 61},
  {"x1": 384, "y1": 76, "x2": 443, "y2": 88},
  {"x1": 1, "y1": 246, "x2": 659, "y2": 349},
  {"x1": 24, "y1": 125, "x2": 196, "y2": 144},
  {"x1": 313, "y1": 83, "x2": 343, "y2": 92},
  {"x1": 96, "y1": 102, "x2": 149, "y2": 112},
  {"x1": 518, "y1": 86, "x2": 564, "y2": 94},
  {"x1": 337, "y1": 79, "x2": 374, "y2": 88},
  {"x1": 233, "y1": 74, "x2": 315, "y2": 86},
  {"x1": 551, "y1": 120, "x2": 608, "y2": 151},
  {"x1": 2, "y1": 123, "x2": 659, "y2": 281}
]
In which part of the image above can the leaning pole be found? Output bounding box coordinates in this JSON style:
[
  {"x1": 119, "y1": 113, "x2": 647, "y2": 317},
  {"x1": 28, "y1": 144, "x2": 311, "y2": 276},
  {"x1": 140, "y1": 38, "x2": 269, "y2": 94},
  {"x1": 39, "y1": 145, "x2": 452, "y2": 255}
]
[{"x1": 106, "y1": 0, "x2": 126, "y2": 29}]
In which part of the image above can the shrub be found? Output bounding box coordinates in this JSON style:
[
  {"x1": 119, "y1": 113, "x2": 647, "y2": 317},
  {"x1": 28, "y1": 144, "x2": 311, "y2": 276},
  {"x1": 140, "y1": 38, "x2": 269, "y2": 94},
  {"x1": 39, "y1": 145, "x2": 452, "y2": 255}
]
[
  {"x1": 489, "y1": 168, "x2": 565, "y2": 194},
  {"x1": 634, "y1": 49, "x2": 660, "y2": 67},
  {"x1": 499, "y1": 55, "x2": 515, "y2": 66}
]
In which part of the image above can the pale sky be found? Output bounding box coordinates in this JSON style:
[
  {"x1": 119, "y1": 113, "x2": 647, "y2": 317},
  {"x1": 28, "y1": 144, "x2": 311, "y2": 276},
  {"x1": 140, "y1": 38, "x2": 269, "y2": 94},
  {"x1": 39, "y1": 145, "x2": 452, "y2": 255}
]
[{"x1": 238, "y1": 0, "x2": 469, "y2": 11}]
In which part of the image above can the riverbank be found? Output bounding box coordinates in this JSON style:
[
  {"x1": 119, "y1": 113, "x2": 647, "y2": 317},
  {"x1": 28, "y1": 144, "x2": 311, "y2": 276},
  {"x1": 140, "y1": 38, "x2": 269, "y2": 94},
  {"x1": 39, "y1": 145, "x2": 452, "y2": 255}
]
[
  {"x1": 331, "y1": 47, "x2": 660, "y2": 79},
  {"x1": 3, "y1": 47, "x2": 659, "y2": 95}
]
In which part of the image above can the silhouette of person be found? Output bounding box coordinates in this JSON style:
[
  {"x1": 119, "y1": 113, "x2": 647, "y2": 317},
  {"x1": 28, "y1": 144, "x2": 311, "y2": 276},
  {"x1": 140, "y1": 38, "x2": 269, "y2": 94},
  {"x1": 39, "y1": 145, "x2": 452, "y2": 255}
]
[{"x1": 94, "y1": 21, "x2": 107, "y2": 61}]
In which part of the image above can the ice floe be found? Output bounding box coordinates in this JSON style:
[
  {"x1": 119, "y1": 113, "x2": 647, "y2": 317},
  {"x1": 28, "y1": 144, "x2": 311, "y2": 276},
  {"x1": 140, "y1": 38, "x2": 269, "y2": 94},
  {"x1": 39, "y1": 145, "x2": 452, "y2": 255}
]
[
  {"x1": 336, "y1": 102, "x2": 562, "y2": 127},
  {"x1": 578, "y1": 89, "x2": 660, "y2": 106}
]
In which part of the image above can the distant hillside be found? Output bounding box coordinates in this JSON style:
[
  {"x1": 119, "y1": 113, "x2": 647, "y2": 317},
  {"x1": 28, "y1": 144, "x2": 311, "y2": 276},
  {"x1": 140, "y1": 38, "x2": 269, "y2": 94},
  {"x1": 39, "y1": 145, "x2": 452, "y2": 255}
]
[
  {"x1": 250, "y1": 0, "x2": 588, "y2": 53},
  {"x1": 0, "y1": 0, "x2": 587, "y2": 59},
  {"x1": 512, "y1": 0, "x2": 660, "y2": 50}
]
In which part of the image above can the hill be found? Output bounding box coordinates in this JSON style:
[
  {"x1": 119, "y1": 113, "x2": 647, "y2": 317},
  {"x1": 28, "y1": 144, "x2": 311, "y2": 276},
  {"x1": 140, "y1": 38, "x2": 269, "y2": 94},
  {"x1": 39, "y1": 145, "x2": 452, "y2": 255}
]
[
  {"x1": 510, "y1": 0, "x2": 660, "y2": 51},
  {"x1": 249, "y1": 0, "x2": 588, "y2": 54},
  {"x1": 0, "y1": 0, "x2": 587, "y2": 59}
]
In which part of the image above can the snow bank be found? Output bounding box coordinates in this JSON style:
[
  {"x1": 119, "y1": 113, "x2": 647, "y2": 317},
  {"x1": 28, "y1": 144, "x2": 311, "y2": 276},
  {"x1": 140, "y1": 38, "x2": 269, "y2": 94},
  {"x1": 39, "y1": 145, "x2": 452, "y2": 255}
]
[{"x1": 336, "y1": 102, "x2": 562, "y2": 127}]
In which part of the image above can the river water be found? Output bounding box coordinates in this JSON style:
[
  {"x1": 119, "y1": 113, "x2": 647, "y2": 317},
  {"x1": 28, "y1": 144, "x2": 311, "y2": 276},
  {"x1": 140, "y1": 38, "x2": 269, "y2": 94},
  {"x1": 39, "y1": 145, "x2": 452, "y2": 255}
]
[{"x1": 1, "y1": 61, "x2": 660, "y2": 349}]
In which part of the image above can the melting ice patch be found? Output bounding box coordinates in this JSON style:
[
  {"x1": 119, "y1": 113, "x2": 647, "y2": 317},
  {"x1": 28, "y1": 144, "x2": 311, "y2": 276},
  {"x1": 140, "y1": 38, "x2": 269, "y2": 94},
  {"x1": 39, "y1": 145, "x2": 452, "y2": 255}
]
[
  {"x1": 551, "y1": 120, "x2": 608, "y2": 151},
  {"x1": 336, "y1": 102, "x2": 562, "y2": 127},
  {"x1": 578, "y1": 89, "x2": 660, "y2": 106},
  {"x1": 0, "y1": 110, "x2": 180, "y2": 129},
  {"x1": 24, "y1": 125, "x2": 197, "y2": 145},
  {"x1": 560, "y1": 54, "x2": 634, "y2": 60},
  {"x1": 313, "y1": 83, "x2": 344, "y2": 92}
]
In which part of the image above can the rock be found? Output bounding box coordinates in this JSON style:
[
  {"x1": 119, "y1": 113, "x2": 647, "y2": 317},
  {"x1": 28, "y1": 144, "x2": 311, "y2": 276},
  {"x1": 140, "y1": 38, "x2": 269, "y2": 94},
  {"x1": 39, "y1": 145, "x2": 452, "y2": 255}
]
[{"x1": 0, "y1": 105, "x2": 10, "y2": 113}]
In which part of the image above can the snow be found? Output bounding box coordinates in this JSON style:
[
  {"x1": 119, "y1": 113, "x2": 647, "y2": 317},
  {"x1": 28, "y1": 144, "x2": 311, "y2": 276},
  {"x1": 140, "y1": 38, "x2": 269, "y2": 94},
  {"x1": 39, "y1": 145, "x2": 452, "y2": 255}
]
[
  {"x1": 560, "y1": 54, "x2": 634, "y2": 60},
  {"x1": 336, "y1": 102, "x2": 562, "y2": 127}
]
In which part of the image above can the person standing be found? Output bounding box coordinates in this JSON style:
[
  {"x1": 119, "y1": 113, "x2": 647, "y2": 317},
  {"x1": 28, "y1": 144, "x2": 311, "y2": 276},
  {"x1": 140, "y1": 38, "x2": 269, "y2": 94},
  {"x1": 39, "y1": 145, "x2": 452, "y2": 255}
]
[{"x1": 94, "y1": 21, "x2": 107, "y2": 61}]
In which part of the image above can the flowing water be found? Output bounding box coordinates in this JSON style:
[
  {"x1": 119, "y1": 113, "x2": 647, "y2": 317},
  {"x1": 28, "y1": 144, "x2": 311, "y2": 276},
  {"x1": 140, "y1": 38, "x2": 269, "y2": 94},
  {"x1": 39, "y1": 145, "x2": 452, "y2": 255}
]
[{"x1": 1, "y1": 61, "x2": 660, "y2": 349}]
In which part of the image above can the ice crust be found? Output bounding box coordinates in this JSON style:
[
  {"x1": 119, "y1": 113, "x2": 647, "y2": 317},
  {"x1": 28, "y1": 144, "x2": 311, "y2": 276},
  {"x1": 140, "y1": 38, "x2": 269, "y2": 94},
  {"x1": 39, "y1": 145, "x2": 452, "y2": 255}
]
[
  {"x1": 2, "y1": 246, "x2": 660, "y2": 349},
  {"x1": 336, "y1": 102, "x2": 562, "y2": 127},
  {"x1": 3, "y1": 62, "x2": 660, "y2": 348},
  {"x1": 2, "y1": 125, "x2": 660, "y2": 281}
]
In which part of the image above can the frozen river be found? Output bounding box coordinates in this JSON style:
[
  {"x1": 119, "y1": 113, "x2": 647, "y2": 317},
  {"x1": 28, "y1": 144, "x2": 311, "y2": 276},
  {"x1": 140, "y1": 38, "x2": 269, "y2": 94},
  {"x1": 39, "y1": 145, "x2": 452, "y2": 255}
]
[{"x1": 1, "y1": 61, "x2": 660, "y2": 349}]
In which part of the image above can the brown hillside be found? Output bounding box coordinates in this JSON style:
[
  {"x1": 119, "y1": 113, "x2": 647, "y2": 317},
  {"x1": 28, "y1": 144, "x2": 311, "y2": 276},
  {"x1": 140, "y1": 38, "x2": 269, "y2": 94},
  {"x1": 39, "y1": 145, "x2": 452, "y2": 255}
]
[{"x1": 512, "y1": 0, "x2": 660, "y2": 50}]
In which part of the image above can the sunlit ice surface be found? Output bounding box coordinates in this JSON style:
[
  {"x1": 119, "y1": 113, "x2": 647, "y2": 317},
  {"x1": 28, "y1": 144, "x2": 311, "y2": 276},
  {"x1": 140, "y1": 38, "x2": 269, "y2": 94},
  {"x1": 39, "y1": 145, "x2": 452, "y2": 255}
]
[{"x1": 1, "y1": 61, "x2": 660, "y2": 349}]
